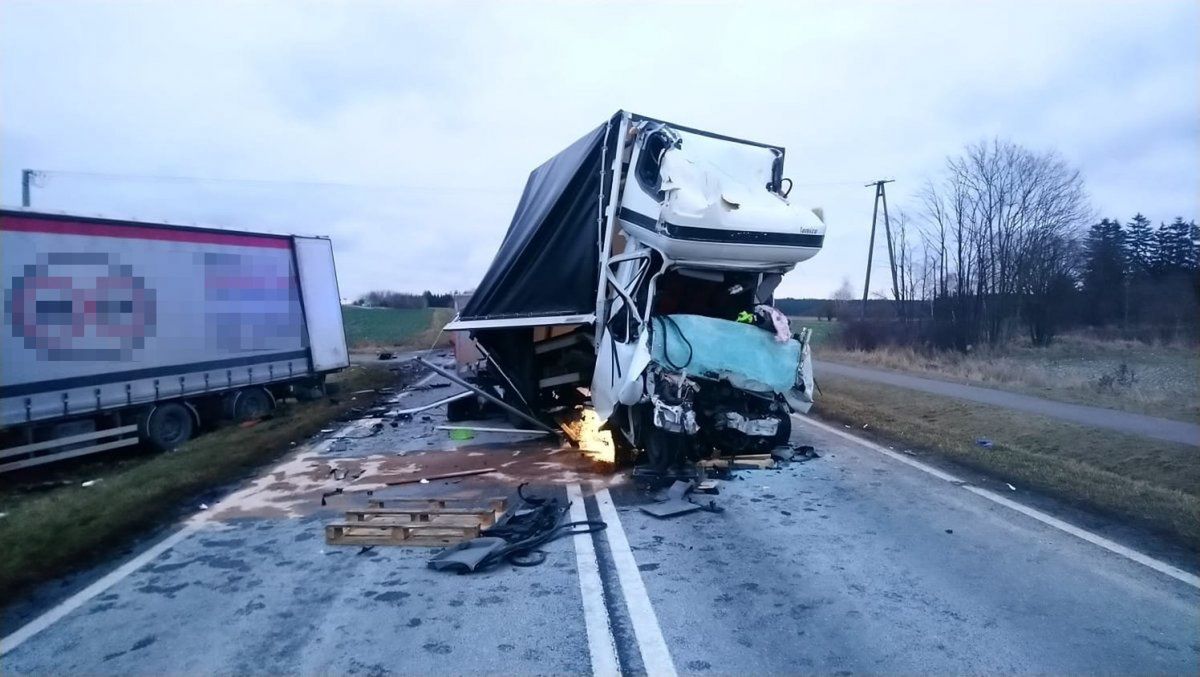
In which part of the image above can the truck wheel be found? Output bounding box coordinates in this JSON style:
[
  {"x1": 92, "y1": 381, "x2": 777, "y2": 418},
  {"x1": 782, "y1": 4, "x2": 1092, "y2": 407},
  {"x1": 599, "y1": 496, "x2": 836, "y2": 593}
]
[
  {"x1": 140, "y1": 403, "x2": 195, "y2": 452},
  {"x1": 231, "y1": 387, "x2": 274, "y2": 422}
]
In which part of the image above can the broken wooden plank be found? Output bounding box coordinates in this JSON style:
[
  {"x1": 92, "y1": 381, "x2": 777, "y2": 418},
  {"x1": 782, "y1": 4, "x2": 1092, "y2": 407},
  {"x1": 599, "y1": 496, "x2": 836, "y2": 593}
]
[
  {"x1": 700, "y1": 457, "x2": 775, "y2": 470},
  {"x1": 380, "y1": 467, "x2": 497, "y2": 487}
]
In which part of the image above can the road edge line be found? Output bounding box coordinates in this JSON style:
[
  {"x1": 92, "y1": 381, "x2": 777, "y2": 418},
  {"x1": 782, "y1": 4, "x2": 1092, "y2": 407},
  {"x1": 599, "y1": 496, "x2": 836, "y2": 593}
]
[
  {"x1": 2, "y1": 369, "x2": 441, "y2": 656},
  {"x1": 567, "y1": 483, "x2": 620, "y2": 677},
  {"x1": 1, "y1": 521, "x2": 204, "y2": 656},
  {"x1": 593, "y1": 487, "x2": 677, "y2": 677},
  {"x1": 794, "y1": 414, "x2": 1200, "y2": 590}
]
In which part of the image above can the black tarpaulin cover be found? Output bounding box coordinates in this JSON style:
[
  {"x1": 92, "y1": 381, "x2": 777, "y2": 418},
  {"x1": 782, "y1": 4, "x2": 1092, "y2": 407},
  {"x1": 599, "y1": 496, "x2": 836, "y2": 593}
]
[{"x1": 457, "y1": 114, "x2": 619, "y2": 322}]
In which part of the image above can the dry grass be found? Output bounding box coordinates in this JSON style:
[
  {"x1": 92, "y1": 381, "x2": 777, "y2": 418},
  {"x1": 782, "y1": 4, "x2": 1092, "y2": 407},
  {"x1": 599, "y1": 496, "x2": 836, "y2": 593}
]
[
  {"x1": 819, "y1": 332, "x2": 1200, "y2": 422},
  {"x1": 815, "y1": 374, "x2": 1200, "y2": 548},
  {"x1": 0, "y1": 365, "x2": 395, "y2": 603}
]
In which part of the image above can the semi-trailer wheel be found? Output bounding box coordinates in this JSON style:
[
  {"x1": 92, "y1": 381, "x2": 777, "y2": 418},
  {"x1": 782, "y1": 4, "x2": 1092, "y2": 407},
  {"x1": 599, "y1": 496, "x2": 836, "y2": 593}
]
[
  {"x1": 230, "y1": 387, "x2": 274, "y2": 422},
  {"x1": 139, "y1": 402, "x2": 195, "y2": 452}
]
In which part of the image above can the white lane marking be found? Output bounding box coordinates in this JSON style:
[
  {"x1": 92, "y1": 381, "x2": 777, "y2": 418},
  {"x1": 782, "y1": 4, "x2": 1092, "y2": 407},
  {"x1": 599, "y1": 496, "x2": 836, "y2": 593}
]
[
  {"x1": 794, "y1": 414, "x2": 1200, "y2": 590},
  {"x1": 2, "y1": 370, "x2": 442, "y2": 656},
  {"x1": 567, "y1": 484, "x2": 620, "y2": 677},
  {"x1": 594, "y1": 487, "x2": 677, "y2": 677},
  {"x1": 1, "y1": 521, "x2": 205, "y2": 656},
  {"x1": 962, "y1": 485, "x2": 1200, "y2": 589}
]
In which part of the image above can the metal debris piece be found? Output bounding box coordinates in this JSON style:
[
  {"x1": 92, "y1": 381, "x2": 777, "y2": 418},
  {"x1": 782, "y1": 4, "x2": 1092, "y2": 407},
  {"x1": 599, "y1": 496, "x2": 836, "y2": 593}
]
[{"x1": 641, "y1": 480, "x2": 703, "y2": 519}]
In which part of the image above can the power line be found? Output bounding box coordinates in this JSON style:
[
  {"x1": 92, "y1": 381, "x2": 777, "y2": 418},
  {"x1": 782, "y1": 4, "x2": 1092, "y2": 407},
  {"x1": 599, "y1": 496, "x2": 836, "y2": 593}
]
[{"x1": 25, "y1": 169, "x2": 517, "y2": 194}]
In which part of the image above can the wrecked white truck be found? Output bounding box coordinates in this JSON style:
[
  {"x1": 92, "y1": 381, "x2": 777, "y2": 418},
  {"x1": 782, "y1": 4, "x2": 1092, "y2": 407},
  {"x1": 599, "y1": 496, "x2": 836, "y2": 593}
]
[{"x1": 445, "y1": 111, "x2": 825, "y2": 478}]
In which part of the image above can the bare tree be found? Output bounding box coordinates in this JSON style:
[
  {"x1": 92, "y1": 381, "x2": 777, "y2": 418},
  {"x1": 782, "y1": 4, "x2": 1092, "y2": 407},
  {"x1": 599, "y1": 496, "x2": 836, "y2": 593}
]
[{"x1": 914, "y1": 138, "x2": 1091, "y2": 348}]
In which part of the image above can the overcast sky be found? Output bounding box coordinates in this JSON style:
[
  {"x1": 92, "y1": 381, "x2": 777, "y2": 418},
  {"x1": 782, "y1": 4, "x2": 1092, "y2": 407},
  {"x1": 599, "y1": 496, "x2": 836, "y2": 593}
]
[{"x1": 2, "y1": 0, "x2": 1197, "y2": 300}]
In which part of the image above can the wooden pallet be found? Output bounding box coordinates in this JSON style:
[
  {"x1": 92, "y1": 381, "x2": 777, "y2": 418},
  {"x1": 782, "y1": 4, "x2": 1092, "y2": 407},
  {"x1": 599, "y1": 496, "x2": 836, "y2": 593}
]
[
  {"x1": 366, "y1": 497, "x2": 508, "y2": 512},
  {"x1": 325, "y1": 522, "x2": 480, "y2": 547},
  {"x1": 345, "y1": 507, "x2": 500, "y2": 528},
  {"x1": 325, "y1": 497, "x2": 509, "y2": 547}
]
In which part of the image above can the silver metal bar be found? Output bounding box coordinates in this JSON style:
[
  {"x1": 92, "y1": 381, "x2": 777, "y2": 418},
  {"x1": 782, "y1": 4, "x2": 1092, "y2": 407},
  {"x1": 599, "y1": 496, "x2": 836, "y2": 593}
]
[
  {"x1": 593, "y1": 113, "x2": 632, "y2": 347},
  {"x1": 0, "y1": 424, "x2": 138, "y2": 460},
  {"x1": 0, "y1": 437, "x2": 139, "y2": 474},
  {"x1": 415, "y1": 358, "x2": 557, "y2": 434}
]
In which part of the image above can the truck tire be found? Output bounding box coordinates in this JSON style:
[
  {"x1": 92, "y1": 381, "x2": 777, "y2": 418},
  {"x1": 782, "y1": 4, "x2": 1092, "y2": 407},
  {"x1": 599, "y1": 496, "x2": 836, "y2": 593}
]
[
  {"x1": 231, "y1": 387, "x2": 274, "y2": 422},
  {"x1": 140, "y1": 403, "x2": 195, "y2": 452}
]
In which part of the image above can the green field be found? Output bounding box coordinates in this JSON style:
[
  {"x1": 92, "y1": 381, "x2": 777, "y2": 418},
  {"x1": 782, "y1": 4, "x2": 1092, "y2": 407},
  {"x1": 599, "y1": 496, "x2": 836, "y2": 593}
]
[
  {"x1": 341, "y1": 306, "x2": 454, "y2": 350},
  {"x1": 790, "y1": 316, "x2": 842, "y2": 347}
]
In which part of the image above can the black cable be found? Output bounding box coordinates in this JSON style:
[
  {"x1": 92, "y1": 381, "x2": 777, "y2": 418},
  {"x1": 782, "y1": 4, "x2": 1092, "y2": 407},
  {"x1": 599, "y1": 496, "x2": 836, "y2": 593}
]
[
  {"x1": 457, "y1": 485, "x2": 606, "y2": 572},
  {"x1": 655, "y1": 315, "x2": 693, "y2": 370}
]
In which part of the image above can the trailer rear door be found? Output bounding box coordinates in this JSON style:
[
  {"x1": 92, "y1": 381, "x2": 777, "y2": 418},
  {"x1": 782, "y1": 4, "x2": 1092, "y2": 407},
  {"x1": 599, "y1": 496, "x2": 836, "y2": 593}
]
[{"x1": 293, "y1": 236, "x2": 350, "y2": 372}]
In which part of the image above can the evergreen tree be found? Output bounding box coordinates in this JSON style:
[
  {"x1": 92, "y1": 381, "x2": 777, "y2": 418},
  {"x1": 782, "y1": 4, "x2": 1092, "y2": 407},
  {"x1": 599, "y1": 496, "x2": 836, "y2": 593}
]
[
  {"x1": 1153, "y1": 218, "x2": 1198, "y2": 273},
  {"x1": 1081, "y1": 218, "x2": 1127, "y2": 324},
  {"x1": 1124, "y1": 213, "x2": 1154, "y2": 277}
]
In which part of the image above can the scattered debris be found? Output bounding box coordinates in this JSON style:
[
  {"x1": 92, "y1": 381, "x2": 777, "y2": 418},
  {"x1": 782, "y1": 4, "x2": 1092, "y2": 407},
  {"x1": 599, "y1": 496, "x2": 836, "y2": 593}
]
[
  {"x1": 975, "y1": 437, "x2": 994, "y2": 448},
  {"x1": 320, "y1": 467, "x2": 497, "y2": 505},
  {"x1": 641, "y1": 480, "x2": 704, "y2": 519},
  {"x1": 435, "y1": 425, "x2": 551, "y2": 436},
  {"x1": 392, "y1": 391, "x2": 473, "y2": 419},
  {"x1": 447, "y1": 428, "x2": 475, "y2": 441},
  {"x1": 328, "y1": 421, "x2": 386, "y2": 441}
]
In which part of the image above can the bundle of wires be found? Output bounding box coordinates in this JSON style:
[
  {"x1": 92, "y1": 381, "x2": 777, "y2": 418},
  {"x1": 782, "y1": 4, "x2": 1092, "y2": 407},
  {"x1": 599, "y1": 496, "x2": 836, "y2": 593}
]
[{"x1": 472, "y1": 484, "x2": 607, "y2": 570}]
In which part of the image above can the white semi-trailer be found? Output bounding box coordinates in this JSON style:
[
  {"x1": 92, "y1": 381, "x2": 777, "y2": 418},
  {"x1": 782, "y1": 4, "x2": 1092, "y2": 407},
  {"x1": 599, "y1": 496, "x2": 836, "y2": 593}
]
[
  {"x1": 0, "y1": 208, "x2": 350, "y2": 472},
  {"x1": 447, "y1": 111, "x2": 824, "y2": 479}
]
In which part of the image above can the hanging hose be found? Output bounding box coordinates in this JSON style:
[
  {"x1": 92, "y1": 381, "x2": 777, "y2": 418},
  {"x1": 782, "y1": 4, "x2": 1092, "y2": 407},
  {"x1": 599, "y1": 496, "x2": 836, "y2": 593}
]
[{"x1": 654, "y1": 315, "x2": 693, "y2": 371}]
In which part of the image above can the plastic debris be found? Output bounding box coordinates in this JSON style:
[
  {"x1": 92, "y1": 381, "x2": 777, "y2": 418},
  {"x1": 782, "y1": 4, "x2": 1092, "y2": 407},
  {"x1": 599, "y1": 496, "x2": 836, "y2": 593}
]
[
  {"x1": 975, "y1": 437, "x2": 993, "y2": 448},
  {"x1": 419, "y1": 478, "x2": 429, "y2": 484},
  {"x1": 81, "y1": 479, "x2": 99, "y2": 487},
  {"x1": 1006, "y1": 483, "x2": 1016, "y2": 491},
  {"x1": 199, "y1": 503, "x2": 209, "y2": 510}
]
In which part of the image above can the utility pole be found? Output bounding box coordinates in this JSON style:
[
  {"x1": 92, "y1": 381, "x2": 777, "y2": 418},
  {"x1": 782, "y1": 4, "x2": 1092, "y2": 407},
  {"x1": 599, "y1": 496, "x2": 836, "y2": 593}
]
[
  {"x1": 861, "y1": 179, "x2": 895, "y2": 318},
  {"x1": 22, "y1": 169, "x2": 36, "y2": 207}
]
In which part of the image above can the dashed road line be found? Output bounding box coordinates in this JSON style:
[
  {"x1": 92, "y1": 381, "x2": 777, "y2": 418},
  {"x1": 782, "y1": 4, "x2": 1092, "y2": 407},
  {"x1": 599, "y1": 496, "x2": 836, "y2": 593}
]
[
  {"x1": 567, "y1": 483, "x2": 620, "y2": 677},
  {"x1": 795, "y1": 414, "x2": 1200, "y2": 590},
  {"x1": 594, "y1": 487, "x2": 678, "y2": 677}
]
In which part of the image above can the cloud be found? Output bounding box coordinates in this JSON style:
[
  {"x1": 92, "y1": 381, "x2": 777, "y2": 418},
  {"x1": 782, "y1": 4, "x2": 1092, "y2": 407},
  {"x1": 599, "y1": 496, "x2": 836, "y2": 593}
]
[{"x1": 2, "y1": 0, "x2": 1197, "y2": 299}]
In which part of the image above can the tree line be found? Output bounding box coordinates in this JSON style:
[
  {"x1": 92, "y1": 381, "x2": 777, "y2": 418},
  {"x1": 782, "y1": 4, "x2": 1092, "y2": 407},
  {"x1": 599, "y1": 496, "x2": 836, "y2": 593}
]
[
  {"x1": 352, "y1": 290, "x2": 455, "y2": 309},
  {"x1": 862, "y1": 138, "x2": 1198, "y2": 349}
]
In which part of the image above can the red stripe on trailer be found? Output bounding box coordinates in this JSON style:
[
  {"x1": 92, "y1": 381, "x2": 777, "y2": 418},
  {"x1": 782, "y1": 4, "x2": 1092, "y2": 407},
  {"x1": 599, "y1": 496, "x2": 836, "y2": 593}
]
[{"x1": 0, "y1": 216, "x2": 291, "y2": 249}]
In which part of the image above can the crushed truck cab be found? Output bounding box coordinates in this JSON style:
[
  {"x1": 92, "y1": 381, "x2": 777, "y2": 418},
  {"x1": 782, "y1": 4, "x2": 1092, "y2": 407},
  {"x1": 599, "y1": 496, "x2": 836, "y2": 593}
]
[{"x1": 446, "y1": 110, "x2": 824, "y2": 477}]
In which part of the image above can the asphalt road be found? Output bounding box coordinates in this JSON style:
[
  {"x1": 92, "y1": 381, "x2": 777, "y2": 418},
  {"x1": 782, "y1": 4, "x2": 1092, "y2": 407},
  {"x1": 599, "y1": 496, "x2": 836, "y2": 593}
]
[
  {"x1": 3, "y1": 367, "x2": 1198, "y2": 675},
  {"x1": 817, "y1": 360, "x2": 1200, "y2": 447}
]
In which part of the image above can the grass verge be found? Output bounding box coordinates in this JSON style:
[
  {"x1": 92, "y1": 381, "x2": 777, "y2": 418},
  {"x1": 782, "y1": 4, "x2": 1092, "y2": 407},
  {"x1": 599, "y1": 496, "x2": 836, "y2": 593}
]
[
  {"x1": 814, "y1": 374, "x2": 1200, "y2": 549},
  {"x1": 0, "y1": 365, "x2": 394, "y2": 604},
  {"x1": 818, "y1": 332, "x2": 1199, "y2": 422}
]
